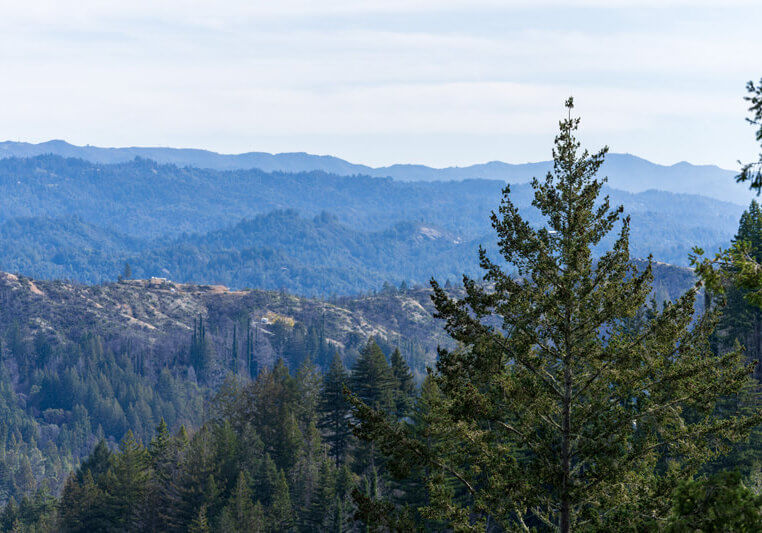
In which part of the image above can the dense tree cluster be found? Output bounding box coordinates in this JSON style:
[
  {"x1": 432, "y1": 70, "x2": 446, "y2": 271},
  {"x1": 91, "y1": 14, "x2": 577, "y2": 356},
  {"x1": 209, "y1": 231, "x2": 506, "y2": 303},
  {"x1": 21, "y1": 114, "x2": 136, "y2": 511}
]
[{"x1": 3, "y1": 339, "x2": 419, "y2": 532}]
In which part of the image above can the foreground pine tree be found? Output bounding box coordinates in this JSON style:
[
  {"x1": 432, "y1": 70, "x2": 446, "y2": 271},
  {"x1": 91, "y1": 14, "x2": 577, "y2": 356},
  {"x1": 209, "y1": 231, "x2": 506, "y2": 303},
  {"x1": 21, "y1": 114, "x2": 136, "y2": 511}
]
[{"x1": 349, "y1": 99, "x2": 761, "y2": 531}]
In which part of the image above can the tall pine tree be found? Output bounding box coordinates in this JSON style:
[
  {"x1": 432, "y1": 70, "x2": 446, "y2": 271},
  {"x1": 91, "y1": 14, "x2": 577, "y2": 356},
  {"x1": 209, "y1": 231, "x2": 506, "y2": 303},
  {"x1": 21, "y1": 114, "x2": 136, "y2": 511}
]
[
  {"x1": 319, "y1": 354, "x2": 352, "y2": 466},
  {"x1": 349, "y1": 98, "x2": 761, "y2": 531},
  {"x1": 716, "y1": 200, "x2": 762, "y2": 378},
  {"x1": 390, "y1": 349, "x2": 415, "y2": 419},
  {"x1": 350, "y1": 340, "x2": 395, "y2": 413}
]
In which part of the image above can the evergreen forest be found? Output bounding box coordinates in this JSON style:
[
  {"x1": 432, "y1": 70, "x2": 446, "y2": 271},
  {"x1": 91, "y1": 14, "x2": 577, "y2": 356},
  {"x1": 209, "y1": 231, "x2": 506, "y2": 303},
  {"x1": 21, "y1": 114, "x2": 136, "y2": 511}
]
[{"x1": 0, "y1": 97, "x2": 762, "y2": 531}]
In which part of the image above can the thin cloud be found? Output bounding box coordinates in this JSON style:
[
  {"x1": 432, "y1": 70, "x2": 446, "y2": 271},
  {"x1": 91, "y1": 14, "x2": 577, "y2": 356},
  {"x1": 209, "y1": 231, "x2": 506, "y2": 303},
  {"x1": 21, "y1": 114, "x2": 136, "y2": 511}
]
[{"x1": 0, "y1": 2, "x2": 759, "y2": 167}]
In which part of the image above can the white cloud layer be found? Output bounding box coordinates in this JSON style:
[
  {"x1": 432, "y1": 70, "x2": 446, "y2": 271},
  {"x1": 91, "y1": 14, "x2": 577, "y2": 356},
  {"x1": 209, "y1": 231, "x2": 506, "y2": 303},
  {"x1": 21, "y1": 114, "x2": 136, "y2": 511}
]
[{"x1": 0, "y1": 1, "x2": 760, "y2": 167}]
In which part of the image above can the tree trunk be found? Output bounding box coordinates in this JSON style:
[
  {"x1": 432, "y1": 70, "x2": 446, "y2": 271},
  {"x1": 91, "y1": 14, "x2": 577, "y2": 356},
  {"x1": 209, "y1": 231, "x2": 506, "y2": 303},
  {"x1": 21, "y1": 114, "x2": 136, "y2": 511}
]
[{"x1": 561, "y1": 363, "x2": 572, "y2": 533}]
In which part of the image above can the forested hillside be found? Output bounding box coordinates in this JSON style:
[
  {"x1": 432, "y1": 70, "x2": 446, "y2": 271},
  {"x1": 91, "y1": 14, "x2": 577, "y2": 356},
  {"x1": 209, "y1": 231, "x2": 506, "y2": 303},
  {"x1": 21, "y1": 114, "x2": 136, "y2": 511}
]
[
  {"x1": 0, "y1": 270, "x2": 454, "y2": 505},
  {"x1": 0, "y1": 211, "x2": 478, "y2": 295},
  {"x1": 0, "y1": 258, "x2": 695, "y2": 513},
  {"x1": 0, "y1": 155, "x2": 743, "y2": 294}
]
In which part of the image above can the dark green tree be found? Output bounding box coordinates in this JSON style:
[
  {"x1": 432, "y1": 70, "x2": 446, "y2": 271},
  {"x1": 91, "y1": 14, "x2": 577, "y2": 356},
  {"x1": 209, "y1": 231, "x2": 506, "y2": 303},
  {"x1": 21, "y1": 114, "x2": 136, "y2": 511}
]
[
  {"x1": 716, "y1": 200, "x2": 762, "y2": 377},
  {"x1": 58, "y1": 472, "x2": 110, "y2": 533},
  {"x1": 319, "y1": 354, "x2": 352, "y2": 466},
  {"x1": 694, "y1": 80, "x2": 762, "y2": 303},
  {"x1": 188, "y1": 504, "x2": 211, "y2": 533},
  {"x1": 390, "y1": 349, "x2": 415, "y2": 418},
  {"x1": 349, "y1": 98, "x2": 761, "y2": 532},
  {"x1": 105, "y1": 430, "x2": 152, "y2": 531},
  {"x1": 219, "y1": 471, "x2": 264, "y2": 532},
  {"x1": 269, "y1": 468, "x2": 293, "y2": 531},
  {"x1": 350, "y1": 340, "x2": 397, "y2": 477},
  {"x1": 164, "y1": 428, "x2": 217, "y2": 531},
  {"x1": 147, "y1": 419, "x2": 184, "y2": 532},
  {"x1": 190, "y1": 316, "x2": 216, "y2": 382},
  {"x1": 738, "y1": 78, "x2": 762, "y2": 192},
  {"x1": 304, "y1": 458, "x2": 336, "y2": 531},
  {"x1": 350, "y1": 340, "x2": 395, "y2": 413},
  {"x1": 666, "y1": 471, "x2": 762, "y2": 532},
  {"x1": 231, "y1": 324, "x2": 239, "y2": 374}
]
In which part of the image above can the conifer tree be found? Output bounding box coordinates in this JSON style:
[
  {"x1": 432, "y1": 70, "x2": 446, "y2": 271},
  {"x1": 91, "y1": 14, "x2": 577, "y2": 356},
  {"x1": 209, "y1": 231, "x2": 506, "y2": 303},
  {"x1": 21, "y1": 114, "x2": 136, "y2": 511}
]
[
  {"x1": 247, "y1": 323, "x2": 259, "y2": 380},
  {"x1": 705, "y1": 201, "x2": 762, "y2": 479},
  {"x1": 350, "y1": 340, "x2": 395, "y2": 413},
  {"x1": 350, "y1": 341, "x2": 397, "y2": 475},
  {"x1": 255, "y1": 454, "x2": 279, "y2": 508},
  {"x1": 390, "y1": 349, "x2": 415, "y2": 418},
  {"x1": 166, "y1": 428, "x2": 216, "y2": 531},
  {"x1": 296, "y1": 355, "x2": 322, "y2": 429},
  {"x1": 666, "y1": 471, "x2": 762, "y2": 531},
  {"x1": 188, "y1": 505, "x2": 211, "y2": 533},
  {"x1": 319, "y1": 354, "x2": 352, "y2": 465},
  {"x1": 231, "y1": 324, "x2": 239, "y2": 374},
  {"x1": 330, "y1": 495, "x2": 345, "y2": 533},
  {"x1": 717, "y1": 200, "x2": 762, "y2": 377},
  {"x1": 220, "y1": 471, "x2": 263, "y2": 532},
  {"x1": 147, "y1": 418, "x2": 181, "y2": 532},
  {"x1": 148, "y1": 419, "x2": 172, "y2": 463},
  {"x1": 73, "y1": 439, "x2": 111, "y2": 485},
  {"x1": 304, "y1": 458, "x2": 336, "y2": 531},
  {"x1": 12, "y1": 459, "x2": 33, "y2": 496},
  {"x1": 739, "y1": 78, "x2": 762, "y2": 192},
  {"x1": 349, "y1": 98, "x2": 761, "y2": 531},
  {"x1": 190, "y1": 316, "x2": 216, "y2": 382},
  {"x1": 59, "y1": 471, "x2": 110, "y2": 533},
  {"x1": 0, "y1": 499, "x2": 18, "y2": 532},
  {"x1": 105, "y1": 430, "x2": 151, "y2": 531},
  {"x1": 250, "y1": 361, "x2": 303, "y2": 472},
  {"x1": 269, "y1": 469, "x2": 293, "y2": 531}
]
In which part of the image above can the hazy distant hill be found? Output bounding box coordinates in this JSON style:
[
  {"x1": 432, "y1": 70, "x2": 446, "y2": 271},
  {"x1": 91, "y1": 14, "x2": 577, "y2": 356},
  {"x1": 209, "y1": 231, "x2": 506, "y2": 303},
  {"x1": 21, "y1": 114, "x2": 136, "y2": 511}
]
[
  {"x1": 0, "y1": 154, "x2": 744, "y2": 294},
  {"x1": 0, "y1": 140, "x2": 752, "y2": 204}
]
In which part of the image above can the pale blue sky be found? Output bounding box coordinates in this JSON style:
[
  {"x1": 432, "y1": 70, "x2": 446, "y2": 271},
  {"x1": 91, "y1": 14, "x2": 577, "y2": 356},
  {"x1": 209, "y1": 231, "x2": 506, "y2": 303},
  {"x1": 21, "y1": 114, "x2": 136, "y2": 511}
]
[{"x1": 1, "y1": 1, "x2": 761, "y2": 169}]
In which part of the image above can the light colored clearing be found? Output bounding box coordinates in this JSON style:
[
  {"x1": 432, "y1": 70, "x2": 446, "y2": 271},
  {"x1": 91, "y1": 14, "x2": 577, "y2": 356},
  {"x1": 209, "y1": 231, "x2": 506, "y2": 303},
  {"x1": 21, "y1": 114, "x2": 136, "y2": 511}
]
[
  {"x1": 86, "y1": 299, "x2": 104, "y2": 309},
  {"x1": 265, "y1": 311, "x2": 296, "y2": 327},
  {"x1": 121, "y1": 314, "x2": 157, "y2": 330},
  {"x1": 326, "y1": 338, "x2": 345, "y2": 349},
  {"x1": 27, "y1": 279, "x2": 44, "y2": 296},
  {"x1": 226, "y1": 290, "x2": 248, "y2": 296},
  {"x1": 401, "y1": 298, "x2": 429, "y2": 321},
  {"x1": 208, "y1": 285, "x2": 229, "y2": 294},
  {"x1": 418, "y1": 226, "x2": 443, "y2": 240}
]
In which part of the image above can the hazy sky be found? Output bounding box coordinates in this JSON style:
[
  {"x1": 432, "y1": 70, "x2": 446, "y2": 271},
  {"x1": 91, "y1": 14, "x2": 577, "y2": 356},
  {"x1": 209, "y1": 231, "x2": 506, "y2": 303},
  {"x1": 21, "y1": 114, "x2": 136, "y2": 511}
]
[{"x1": 2, "y1": 1, "x2": 761, "y2": 168}]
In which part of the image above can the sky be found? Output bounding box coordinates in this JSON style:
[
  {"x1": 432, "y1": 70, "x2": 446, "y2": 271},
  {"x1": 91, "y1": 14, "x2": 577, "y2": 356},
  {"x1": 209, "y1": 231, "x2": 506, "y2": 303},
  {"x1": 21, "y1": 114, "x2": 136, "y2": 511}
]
[{"x1": 1, "y1": 1, "x2": 761, "y2": 169}]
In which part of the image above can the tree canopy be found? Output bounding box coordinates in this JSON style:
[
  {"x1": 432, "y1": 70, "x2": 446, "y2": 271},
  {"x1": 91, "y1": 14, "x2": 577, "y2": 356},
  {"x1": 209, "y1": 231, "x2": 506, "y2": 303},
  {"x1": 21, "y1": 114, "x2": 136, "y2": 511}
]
[{"x1": 349, "y1": 98, "x2": 761, "y2": 532}]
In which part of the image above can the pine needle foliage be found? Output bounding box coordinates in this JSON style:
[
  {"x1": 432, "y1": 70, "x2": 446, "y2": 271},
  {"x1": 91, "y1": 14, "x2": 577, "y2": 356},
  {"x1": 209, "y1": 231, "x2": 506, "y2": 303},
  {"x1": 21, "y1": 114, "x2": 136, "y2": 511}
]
[
  {"x1": 738, "y1": 79, "x2": 762, "y2": 192},
  {"x1": 348, "y1": 98, "x2": 762, "y2": 532}
]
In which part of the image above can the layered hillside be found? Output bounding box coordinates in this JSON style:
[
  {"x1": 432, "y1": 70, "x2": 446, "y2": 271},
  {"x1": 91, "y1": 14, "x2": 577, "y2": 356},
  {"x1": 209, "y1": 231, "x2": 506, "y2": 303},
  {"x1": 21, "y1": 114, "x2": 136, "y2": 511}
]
[
  {"x1": 0, "y1": 270, "x2": 456, "y2": 502},
  {"x1": 0, "y1": 156, "x2": 744, "y2": 295},
  {"x1": 0, "y1": 258, "x2": 696, "y2": 503},
  {"x1": 0, "y1": 140, "x2": 752, "y2": 204}
]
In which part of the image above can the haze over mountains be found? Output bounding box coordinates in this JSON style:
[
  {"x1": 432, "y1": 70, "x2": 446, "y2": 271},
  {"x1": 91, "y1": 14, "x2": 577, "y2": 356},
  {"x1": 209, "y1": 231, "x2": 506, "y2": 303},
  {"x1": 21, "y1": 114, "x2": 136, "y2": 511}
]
[
  {"x1": 0, "y1": 139, "x2": 752, "y2": 205},
  {"x1": 0, "y1": 151, "x2": 746, "y2": 294}
]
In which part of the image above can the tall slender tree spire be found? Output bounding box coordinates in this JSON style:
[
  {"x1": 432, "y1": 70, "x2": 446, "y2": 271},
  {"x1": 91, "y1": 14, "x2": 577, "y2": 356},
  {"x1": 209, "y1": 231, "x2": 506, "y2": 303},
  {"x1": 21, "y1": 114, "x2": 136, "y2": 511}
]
[{"x1": 349, "y1": 98, "x2": 760, "y2": 531}]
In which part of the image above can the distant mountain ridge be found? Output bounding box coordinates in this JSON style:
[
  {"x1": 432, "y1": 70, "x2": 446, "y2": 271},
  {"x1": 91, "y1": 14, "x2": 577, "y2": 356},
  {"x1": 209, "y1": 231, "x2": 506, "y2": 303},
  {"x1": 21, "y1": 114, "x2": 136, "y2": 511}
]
[{"x1": 0, "y1": 139, "x2": 752, "y2": 205}]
